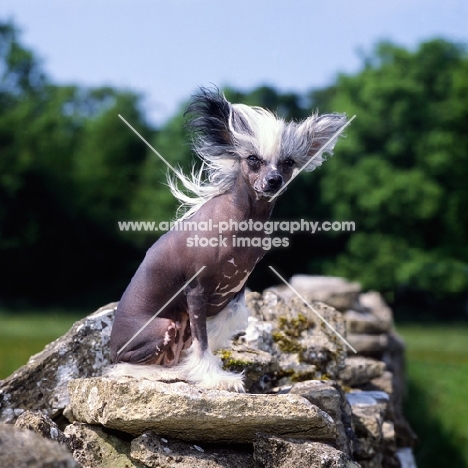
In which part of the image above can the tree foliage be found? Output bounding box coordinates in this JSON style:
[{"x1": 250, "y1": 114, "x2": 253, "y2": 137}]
[
  {"x1": 1, "y1": 17, "x2": 467, "y2": 313},
  {"x1": 314, "y1": 39, "x2": 468, "y2": 297},
  {"x1": 0, "y1": 21, "x2": 150, "y2": 305}
]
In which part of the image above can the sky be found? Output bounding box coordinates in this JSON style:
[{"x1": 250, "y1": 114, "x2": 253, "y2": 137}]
[{"x1": 2, "y1": 0, "x2": 467, "y2": 126}]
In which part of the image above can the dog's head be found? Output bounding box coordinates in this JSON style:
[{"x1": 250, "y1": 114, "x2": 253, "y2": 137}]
[{"x1": 186, "y1": 89, "x2": 348, "y2": 199}]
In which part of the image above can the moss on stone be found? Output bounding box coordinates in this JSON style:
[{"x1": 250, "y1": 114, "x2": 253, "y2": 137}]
[
  {"x1": 272, "y1": 331, "x2": 304, "y2": 354},
  {"x1": 277, "y1": 313, "x2": 314, "y2": 338},
  {"x1": 218, "y1": 349, "x2": 252, "y2": 369},
  {"x1": 272, "y1": 312, "x2": 318, "y2": 355},
  {"x1": 290, "y1": 370, "x2": 318, "y2": 383}
]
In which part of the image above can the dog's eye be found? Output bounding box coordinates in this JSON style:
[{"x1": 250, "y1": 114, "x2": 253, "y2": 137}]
[
  {"x1": 283, "y1": 158, "x2": 295, "y2": 168},
  {"x1": 247, "y1": 155, "x2": 261, "y2": 168}
]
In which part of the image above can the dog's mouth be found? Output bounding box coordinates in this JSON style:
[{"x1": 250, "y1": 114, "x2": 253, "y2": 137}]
[
  {"x1": 254, "y1": 177, "x2": 284, "y2": 197},
  {"x1": 261, "y1": 187, "x2": 279, "y2": 195},
  {"x1": 254, "y1": 185, "x2": 286, "y2": 199}
]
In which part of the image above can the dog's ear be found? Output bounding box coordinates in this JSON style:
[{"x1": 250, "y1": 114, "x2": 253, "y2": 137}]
[
  {"x1": 295, "y1": 113, "x2": 348, "y2": 171},
  {"x1": 186, "y1": 88, "x2": 232, "y2": 147}
]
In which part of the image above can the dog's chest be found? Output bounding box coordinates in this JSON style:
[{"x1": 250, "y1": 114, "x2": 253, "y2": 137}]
[{"x1": 207, "y1": 254, "x2": 260, "y2": 311}]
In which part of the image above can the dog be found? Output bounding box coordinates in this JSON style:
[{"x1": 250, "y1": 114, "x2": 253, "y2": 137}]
[{"x1": 108, "y1": 89, "x2": 347, "y2": 391}]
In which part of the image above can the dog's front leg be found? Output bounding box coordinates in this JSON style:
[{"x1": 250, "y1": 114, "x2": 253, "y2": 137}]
[{"x1": 180, "y1": 290, "x2": 245, "y2": 392}]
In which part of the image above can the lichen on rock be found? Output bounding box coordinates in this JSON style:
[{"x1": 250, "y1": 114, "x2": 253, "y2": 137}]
[{"x1": 242, "y1": 291, "x2": 347, "y2": 385}]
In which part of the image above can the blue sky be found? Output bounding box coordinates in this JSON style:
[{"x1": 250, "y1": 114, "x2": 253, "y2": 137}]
[{"x1": 2, "y1": 0, "x2": 467, "y2": 125}]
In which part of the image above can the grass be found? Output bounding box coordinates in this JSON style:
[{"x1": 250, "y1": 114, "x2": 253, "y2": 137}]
[
  {"x1": 396, "y1": 324, "x2": 468, "y2": 468},
  {"x1": 1, "y1": 312, "x2": 467, "y2": 467},
  {"x1": 0, "y1": 310, "x2": 85, "y2": 379}
]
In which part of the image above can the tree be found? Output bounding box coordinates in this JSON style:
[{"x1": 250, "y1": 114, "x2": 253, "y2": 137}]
[
  {"x1": 310, "y1": 39, "x2": 468, "y2": 299},
  {"x1": 0, "y1": 20, "x2": 152, "y2": 305},
  {"x1": 2, "y1": 17, "x2": 466, "y2": 311}
]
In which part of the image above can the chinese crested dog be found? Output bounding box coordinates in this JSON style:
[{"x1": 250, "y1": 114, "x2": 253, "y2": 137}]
[{"x1": 108, "y1": 89, "x2": 348, "y2": 391}]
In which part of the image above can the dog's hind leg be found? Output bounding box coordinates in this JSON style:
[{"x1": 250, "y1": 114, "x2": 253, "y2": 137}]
[{"x1": 107, "y1": 313, "x2": 192, "y2": 379}]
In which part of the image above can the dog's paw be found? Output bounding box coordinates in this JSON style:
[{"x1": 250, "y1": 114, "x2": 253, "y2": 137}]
[{"x1": 198, "y1": 370, "x2": 245, "y2": 393}]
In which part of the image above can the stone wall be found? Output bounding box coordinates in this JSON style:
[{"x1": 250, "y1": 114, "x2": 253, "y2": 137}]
[{"x1": 0, "y1": 276, "x2": 418, "y2": 468}]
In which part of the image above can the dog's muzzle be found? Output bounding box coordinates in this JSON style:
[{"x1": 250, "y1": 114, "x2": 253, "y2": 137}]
[
  {"x1": 254, "y1": 172, "x2": 284, "y2": 197},
  {"x1": 265, "y1": 174, "x2": 283, "y2": 190}
]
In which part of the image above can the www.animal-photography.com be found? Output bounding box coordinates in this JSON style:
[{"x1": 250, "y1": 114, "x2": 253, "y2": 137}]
[{"x1": 1, "y1": 2, "x2": 467, "y2": 467}]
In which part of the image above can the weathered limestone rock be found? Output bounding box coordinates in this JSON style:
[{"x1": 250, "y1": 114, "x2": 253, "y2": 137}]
[
  {"x1": 364, "y1": 371, "x2": 394, "y2": 395},
  {"x1": 272, "y1": 275, "x2": 362, "y2": 311},
  {"x1": 0, "y1": 423, "x2": 79, "y2": 468},
  {"x1": 349, "y1": 290, "x2": 417, "y2": 451},
  {"x1": 346, "y1": 391, "x2": 401, "y2": 468},
  {"x1": 0, "y1": 303, "x2": 116, "y2": 423},
  {"x1": 343, "y1": 291, "x2": 393, "y2": 336},
  {"x1": 290, "y1": 380, "x2": 342, "y2": 421},
  {"x1": 289, "y1": 379, "x2": 355, "y2": 456},
  {"x1": 339, "y1": 356, "x2": 386, "y2": 387},
  {"x1": 253, "y1": 433, "x2": 361, "y2": 468},
  {"x1": 343, "y1": 310, "x2": 392, "y2": 335},
  {"x1": 347, "y1": 391, "x2": 388, "y2": 440},
  {"x1": 347, "y1": 333, "x2": 389, "y2": 357},
  {"x1": 15, "y1": 410, "x2": 70, "y2": 449},
  {"x1": 0, "y1": 278, "x2": 418, "y2": 467},
  {"x1": 359, "y1": 291, "x2": 394, "y2": 325},
  {"x1": 382, "y1": 421, "x2": 398, "y2": 466},
  {"x1": 218, "y1": 343, "x2": 279, "y2": 393},
  {"x1": 64, "y1": 422, "x2": 143, "y2": 468},
  {"x1": 244, "y1": 291, "x2": 347, "y2": 383},
  {"x1": 67, "y1": 376, "x2": 336, "y2": 443},
  {"x1": 384, "y1": 334, "x2": 418, "y2": 449},
  {"x1": 130, "y1": 431, "x2": 256, "y2": 468}
]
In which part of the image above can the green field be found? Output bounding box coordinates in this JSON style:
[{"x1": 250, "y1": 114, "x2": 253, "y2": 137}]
[
  {"x1": 0, "y1": 313, "x2": 467, "y2": 467},
  {"x1": 396, "y1": 324, "x2": 468, "y2": 468},
  {"x1": 0, "y1": 311, "x2": 85, "y2": 378}
]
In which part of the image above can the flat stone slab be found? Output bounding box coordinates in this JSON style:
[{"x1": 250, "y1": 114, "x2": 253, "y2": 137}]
[
  {"x1": 68, "y1": 377, "x2": 336, "y2": 443},
  {"x1": 338, "y1": 356, "x2": 386, "y2": 386}
]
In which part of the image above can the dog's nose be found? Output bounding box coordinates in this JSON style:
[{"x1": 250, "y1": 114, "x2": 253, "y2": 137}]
[{"x1": 266, "y1": 174, "x2": 283, "y2": 190}]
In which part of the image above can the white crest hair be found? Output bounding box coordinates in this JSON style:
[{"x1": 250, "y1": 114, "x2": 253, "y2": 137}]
[{"x1": 168, "y1": 89, "x2": 348, "y2": 219}]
